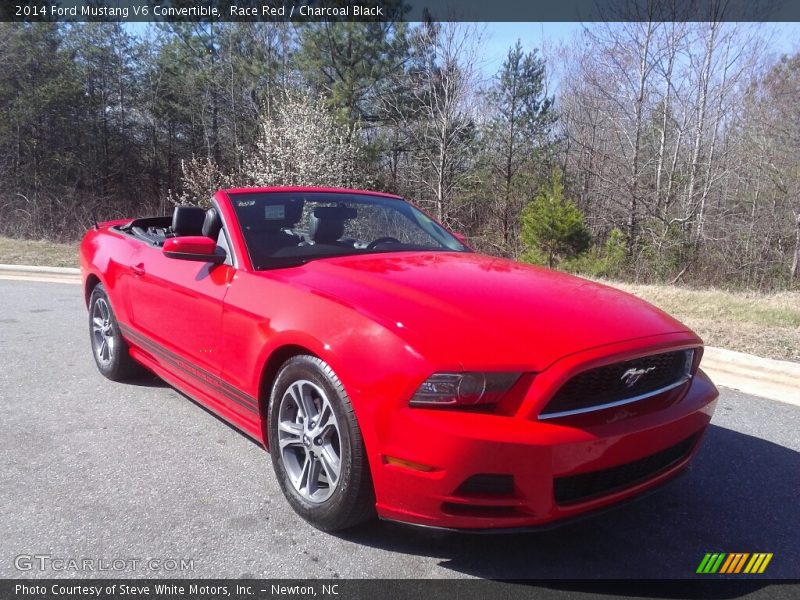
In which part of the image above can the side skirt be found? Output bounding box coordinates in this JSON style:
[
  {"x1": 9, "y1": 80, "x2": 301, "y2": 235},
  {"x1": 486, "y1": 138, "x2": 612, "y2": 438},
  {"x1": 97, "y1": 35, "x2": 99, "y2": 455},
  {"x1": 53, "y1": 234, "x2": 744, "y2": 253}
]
[{"x1": 119, "y1": 323, "x2": 265, "y2": 444}]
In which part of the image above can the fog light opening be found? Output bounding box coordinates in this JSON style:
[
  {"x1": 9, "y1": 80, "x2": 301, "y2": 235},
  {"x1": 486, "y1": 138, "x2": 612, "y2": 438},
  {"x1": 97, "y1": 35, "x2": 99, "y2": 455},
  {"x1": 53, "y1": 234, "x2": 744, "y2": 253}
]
[{"x1": 455, "y1": 474, "x2": 516, "y2": 496}]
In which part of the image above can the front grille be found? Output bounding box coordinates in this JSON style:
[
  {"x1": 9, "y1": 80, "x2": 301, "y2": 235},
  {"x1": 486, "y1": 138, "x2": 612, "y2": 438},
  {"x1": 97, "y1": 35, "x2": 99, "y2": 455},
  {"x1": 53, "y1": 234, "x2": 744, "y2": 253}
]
[
  {"x1": 540, "y1": 349, "x2": 692, "y2": 418},
  {"x1": 554, "y1": 434, "x2": 698, "y2": 505}
]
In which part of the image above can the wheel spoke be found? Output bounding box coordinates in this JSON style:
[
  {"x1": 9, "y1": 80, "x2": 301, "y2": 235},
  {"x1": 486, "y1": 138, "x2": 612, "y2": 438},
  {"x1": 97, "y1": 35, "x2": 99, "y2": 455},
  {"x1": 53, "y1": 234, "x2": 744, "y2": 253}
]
[
  {"x1": 297, "y1": 383, "x2": 318, "y2": 423},
  {"x1": 315, "y1": 402, "x2": 336, "y2": 436},
  {"x1": 287, "y1": 383, "x2": 310, "y2": 420},
  {"x1": 278, "y1": 420, "x2": 303, "y2": 436},
  {"x1": 278, "y1": 421, "x2": 303, "y2": 449},
  {"x1": 279, "y1": 438, "x2": 304, "y2": 451},
  {"x1": 287, "y1": 382, "x2": 302, "y2": 408},
  {"x1": 93, "y1": 317, "x2": 104, "y2": 330},
  {"x1": 306, "y1": 456, "x2": 323, "y2": 497},
  {"x1": 319, "y1": 448, "x2": 339, "y2": 485},
  {"x1": 294, "y1": 454, "x2": 312, "y2": 491}
]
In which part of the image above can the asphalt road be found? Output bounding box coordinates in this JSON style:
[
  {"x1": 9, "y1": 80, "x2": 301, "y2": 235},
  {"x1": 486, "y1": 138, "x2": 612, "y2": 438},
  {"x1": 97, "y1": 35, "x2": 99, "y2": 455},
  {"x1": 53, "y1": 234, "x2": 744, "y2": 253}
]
[{"x1": 1, "y1": 279, "x2": 798, "y2": 580}]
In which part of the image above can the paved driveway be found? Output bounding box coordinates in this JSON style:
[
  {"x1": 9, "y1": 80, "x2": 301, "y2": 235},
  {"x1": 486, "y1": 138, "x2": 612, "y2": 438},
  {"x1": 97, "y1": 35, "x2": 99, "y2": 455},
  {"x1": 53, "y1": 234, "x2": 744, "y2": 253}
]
[{"x1": 1, "y1": 280, "x2": 797, "y2": 579}]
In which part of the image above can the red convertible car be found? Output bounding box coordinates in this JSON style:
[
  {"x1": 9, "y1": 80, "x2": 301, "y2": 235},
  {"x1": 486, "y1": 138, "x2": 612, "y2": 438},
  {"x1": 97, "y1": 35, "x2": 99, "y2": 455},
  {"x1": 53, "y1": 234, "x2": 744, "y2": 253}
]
[{"x1": 80, "y1": 187, "x2": 718, "y2": 531}]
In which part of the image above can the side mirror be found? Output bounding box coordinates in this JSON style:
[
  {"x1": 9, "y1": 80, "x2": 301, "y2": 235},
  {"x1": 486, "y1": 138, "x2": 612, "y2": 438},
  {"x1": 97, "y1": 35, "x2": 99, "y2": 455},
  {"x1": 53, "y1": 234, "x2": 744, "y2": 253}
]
[{"x1": 163, "y1": 236, "x2": 226, "y2": 264}]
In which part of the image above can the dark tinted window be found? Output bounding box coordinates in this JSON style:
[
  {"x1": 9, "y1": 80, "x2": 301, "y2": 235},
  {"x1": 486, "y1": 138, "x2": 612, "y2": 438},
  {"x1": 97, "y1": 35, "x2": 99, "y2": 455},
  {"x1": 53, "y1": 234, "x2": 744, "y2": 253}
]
[{"x1": 229, "y1": 192, "x2": 468, "y2": 269}]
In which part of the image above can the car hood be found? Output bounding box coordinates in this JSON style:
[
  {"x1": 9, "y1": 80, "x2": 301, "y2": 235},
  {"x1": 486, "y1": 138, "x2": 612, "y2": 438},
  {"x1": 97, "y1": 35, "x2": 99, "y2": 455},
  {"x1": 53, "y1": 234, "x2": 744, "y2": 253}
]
[{"x1": 271, "y1": 252, "x2": 693, "y2": 371}]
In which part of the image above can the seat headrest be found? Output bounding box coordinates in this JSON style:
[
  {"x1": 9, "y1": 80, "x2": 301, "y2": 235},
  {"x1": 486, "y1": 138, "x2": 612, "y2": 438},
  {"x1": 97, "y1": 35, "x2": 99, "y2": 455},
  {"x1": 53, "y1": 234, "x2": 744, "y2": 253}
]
[
  {"x1": 283, "y1": 199, "x2": 304, "y2": 227},
  {"x1": 172, "y1": 206, "x2": 206, "y2": 236},
  {"x1": 202, "y1": 208, "x2": 223, "y2": 239},
  {"x1": 309, "y1": 215, "x2": 344, "y2": 244},
  {"x1": 309, "y1": 205, "x2": 356, "y2": 244}
]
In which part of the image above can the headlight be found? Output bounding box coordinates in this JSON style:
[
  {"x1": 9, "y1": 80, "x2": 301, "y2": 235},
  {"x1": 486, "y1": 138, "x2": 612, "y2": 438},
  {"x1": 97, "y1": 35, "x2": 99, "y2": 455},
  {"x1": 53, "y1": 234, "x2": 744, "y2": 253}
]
[{"x1": 409, "y1": 372, "x2": 521, "y2": 408}]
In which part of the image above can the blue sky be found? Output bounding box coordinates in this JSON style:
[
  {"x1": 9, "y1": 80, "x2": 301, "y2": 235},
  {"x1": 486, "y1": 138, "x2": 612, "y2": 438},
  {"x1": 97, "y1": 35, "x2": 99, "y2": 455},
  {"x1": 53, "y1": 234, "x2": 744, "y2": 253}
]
[
  {"x1": 126, "y1": 20, "x2": 800, "y2": 82},
  {"x1": 480, "y1": 21, "x2": 800, "y2": 77},
  {"x1": 481, "y1": 22, "x2": 583, "y2": 73}
]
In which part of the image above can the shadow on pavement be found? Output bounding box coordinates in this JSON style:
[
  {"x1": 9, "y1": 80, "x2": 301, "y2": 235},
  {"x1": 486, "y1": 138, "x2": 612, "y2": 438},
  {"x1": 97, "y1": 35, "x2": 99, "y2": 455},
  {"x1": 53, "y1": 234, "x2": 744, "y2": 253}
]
[
  {"x1": 138, "y1": 372, "x2": 797, "y2": 591},
  {"x1": 338, "y1": 425, "x2": 798, "y2": 587},
  {"x1": 124, "y1": 372, "x2": 170, "y2": 388}
]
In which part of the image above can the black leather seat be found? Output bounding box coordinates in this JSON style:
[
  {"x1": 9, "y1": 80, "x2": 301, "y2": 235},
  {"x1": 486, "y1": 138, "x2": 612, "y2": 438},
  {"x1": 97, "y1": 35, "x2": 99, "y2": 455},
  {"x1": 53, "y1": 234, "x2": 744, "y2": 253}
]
[
  {"x1": 202, "y1": 208, "x2": 223, "y2": 240},
  {"x1": 309, "y1": 206, "x2": 356, "y2": 245},
  {"x1": 171, "y1": 206, "x2": 206, "y2": 237},
  {"x1": 310, "y1": 216, "x2": 344, "y2": 244},
  {"x1": 247, "y1": 224, "x2": 302, "y2": 259}
]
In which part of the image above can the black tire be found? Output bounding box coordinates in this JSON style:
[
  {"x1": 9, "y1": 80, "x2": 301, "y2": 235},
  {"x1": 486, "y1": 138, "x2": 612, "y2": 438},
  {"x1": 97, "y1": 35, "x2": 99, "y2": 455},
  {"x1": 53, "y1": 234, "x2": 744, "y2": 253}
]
[
  {"x1": 88, "y1": 283, "x2": 143, "y2": 381},
  {"x1": 268, "y1": 355, "x2": 376, "y2": 531}
]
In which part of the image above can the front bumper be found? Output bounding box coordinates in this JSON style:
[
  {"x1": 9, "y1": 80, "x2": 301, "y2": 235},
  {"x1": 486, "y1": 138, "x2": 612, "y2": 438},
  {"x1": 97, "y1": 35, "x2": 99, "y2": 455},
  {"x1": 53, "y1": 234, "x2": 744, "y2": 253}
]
[{"x1": 371, "y1": 369, "x2": 718, "y2": 530}]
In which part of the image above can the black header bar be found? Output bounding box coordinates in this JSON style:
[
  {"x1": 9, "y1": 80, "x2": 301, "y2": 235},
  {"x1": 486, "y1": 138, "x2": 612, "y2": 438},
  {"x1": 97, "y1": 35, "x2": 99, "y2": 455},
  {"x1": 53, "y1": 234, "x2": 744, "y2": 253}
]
[
  {"x1": 2, "y1": 579, "x2": 797, "y2": 600},
  {"x1": 3, "y1": 0, "x2": 800, "y2": 23}
]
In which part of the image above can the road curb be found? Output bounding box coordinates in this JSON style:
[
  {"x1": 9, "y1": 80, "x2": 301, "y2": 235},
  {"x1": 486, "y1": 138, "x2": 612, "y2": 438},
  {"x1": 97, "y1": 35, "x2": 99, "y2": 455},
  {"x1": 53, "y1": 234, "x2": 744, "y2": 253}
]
[
  {"x1": 0, "y1": 264, "x2": 80, "y2": 284},
  {"x1": 1, "y1": 263, "x2": 797, "y2": 406},
  {"x1": 701, "y1": 347, "x2": 799, "y2": 408}
]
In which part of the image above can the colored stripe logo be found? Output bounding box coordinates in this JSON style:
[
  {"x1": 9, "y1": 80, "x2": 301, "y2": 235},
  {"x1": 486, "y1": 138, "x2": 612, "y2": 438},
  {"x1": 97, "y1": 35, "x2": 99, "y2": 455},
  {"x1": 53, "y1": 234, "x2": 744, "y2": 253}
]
[{"x1": 697, "y1": 553, "x2": 773, "y2": 574}]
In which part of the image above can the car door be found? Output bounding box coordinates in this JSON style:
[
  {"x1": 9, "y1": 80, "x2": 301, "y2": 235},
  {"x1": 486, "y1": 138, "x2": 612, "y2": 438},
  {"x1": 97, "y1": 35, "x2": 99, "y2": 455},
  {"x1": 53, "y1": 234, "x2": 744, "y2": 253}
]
[
  {"x1": 126, "y1": 242, "x2": 234, "y2": 382},
  {"x1": 103, "y1": 231, "x2": 144, "y2": 326}
]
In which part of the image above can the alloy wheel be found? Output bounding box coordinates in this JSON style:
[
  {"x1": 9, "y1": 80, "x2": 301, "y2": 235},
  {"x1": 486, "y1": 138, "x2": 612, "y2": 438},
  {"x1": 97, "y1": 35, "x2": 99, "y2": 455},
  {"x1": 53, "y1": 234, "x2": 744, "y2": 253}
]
[
  {"x1": 91, "y1": 297, "x2": 115, "y2": 367},
  {"x1": 277, "y1": 379, "x2": 342, "y2": 503}
]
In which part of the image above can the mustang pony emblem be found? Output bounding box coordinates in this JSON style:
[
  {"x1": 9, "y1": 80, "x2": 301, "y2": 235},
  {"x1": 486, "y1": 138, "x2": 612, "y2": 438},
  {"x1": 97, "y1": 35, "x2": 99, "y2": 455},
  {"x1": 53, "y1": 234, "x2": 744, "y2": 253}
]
[{"x1": 620, "y1": 366, "x2": 656, "y2": 388}]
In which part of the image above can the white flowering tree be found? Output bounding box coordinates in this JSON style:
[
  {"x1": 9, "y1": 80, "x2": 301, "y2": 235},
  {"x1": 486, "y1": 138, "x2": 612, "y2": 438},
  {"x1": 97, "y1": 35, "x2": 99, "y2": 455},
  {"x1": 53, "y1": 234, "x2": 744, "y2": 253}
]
[
  {"x1": 171, "y1": 156, "x2": 233, "y2": 206},
  {"x1": 243, "y1": 93, "x2": 369, "y2": 189},
  {"x1": 173, "y1": 92, "x2": 369, "y2": 206}
]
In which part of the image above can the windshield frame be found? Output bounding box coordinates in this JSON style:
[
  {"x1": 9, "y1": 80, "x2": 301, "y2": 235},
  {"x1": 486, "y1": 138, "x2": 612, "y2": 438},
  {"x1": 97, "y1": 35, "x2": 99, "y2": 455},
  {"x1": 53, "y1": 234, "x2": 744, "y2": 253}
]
[{"x1": 226, "y1": 190, "x2": 471, "y2": 271}]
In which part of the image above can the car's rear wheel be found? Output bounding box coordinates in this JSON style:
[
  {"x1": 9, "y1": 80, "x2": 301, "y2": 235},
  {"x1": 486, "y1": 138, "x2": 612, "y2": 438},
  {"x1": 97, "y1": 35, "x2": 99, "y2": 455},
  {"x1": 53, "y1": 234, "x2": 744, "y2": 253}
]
[
  {"x1": 268, "y1": 355, "x2": 375, "y2": 531},
  {"x1": 89, "y1": 283, "x2": 142, "y2": 381}
]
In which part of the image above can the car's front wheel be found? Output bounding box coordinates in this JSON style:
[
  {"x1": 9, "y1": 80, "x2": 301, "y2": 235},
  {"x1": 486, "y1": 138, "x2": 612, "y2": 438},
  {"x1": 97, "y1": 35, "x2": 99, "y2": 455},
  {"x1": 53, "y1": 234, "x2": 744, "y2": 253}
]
[
  {"x1": 268, "y1": 355, "x2": 375, "y2": 531},
  {"x1": 88, "y1": 283, "x2": 142, "y2": 381}
]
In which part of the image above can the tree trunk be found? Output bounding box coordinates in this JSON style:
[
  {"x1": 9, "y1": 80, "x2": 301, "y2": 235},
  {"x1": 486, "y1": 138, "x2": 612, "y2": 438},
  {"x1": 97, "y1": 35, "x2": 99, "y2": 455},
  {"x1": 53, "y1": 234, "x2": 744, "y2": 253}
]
[
  {"x1": 791, "y1": 212, "x2": 800, "y2": 280},
  {"x1": 686, "y1": 22, "x2": 717, "y2": 240},
  {"x1": 627, "y1": 20, "x2": 655, "y2": 255},
  {"x1": 655, "y1": 24, "x2": 678, "y2": 217}
]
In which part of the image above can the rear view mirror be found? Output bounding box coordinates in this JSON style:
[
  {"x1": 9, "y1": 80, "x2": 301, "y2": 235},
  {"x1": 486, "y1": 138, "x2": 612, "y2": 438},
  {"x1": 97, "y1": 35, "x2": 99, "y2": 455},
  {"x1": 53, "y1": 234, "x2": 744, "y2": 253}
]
[{"x1": 163, "y1": 236, "x2": 226, "y2": 264}]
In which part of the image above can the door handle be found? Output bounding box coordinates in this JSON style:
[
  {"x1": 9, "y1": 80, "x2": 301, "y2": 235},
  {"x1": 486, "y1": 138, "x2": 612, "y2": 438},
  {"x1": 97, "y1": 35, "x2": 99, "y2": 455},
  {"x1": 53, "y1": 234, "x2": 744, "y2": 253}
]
[{"x1": 132, "y1": 263, "x2": 145, "y2": 276}]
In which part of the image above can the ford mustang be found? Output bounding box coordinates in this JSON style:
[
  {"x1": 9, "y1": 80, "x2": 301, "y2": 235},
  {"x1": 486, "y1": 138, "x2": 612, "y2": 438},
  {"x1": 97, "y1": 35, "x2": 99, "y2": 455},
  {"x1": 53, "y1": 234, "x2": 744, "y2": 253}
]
[{"x1": 80, "y1": 187, "x2": 718, "y2": 531}]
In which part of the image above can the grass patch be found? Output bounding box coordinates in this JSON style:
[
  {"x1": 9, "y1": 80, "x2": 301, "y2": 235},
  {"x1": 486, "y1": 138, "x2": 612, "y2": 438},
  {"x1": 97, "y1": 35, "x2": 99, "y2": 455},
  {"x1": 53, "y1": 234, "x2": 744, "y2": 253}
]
[
  {"x1": 603, "y1": 280, "x2": 800, "y2": 363},
  {"x1": 0, "y1": 236, "x2": 78, "y2": 268}
]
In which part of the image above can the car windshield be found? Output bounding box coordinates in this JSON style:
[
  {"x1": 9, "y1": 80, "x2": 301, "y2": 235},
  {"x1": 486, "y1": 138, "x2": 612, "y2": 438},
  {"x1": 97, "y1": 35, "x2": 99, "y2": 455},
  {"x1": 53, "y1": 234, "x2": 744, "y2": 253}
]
[{"x1": 229, "y1": 191, "x2": 470, "y2": 269}]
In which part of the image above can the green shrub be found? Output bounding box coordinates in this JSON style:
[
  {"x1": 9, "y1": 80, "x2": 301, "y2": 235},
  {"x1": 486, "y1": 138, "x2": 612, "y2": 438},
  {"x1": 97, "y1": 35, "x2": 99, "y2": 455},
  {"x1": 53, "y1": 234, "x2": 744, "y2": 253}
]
[
  {"x1": 520, "y1": 171, "x2": 592, "y2": 268},
  {"x1": 566, "y1": 228, "x2": 627, "y2": 277}
]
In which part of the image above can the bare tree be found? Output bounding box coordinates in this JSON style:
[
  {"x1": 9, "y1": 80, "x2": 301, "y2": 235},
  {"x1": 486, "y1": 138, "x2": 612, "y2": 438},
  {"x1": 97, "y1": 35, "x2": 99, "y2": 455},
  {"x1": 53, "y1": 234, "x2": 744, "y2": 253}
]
[
  {"x1": 481, "y1": 40, "x2": 555, "y2": 256},
  {"x1": 380, "y1": 22, "x2": 483, "y2": 228}
]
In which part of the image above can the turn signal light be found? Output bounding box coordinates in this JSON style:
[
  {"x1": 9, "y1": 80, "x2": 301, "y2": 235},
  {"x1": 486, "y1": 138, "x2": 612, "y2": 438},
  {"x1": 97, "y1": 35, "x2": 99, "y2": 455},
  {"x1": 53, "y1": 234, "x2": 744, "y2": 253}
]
[{"x1": 383, "y1": 456, "x2": 438, "y2": 472}]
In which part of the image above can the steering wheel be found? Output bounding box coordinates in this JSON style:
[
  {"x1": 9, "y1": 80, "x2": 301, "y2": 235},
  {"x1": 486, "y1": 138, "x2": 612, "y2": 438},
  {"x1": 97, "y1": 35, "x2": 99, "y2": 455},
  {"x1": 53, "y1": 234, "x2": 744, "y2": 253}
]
[{"x1": 366, "y1": 236, "x2": 402, "y2": 250}]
